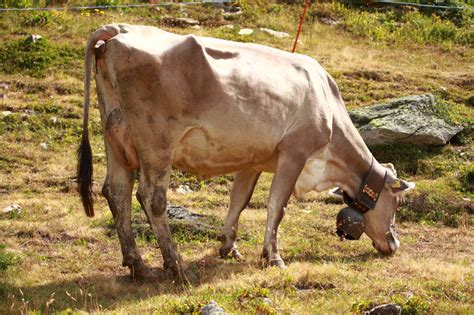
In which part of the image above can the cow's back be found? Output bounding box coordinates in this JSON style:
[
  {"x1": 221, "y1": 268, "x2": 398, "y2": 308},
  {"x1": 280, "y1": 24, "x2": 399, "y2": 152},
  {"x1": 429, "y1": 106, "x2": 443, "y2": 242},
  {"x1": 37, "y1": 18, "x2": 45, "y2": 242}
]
[{"x1": 99, "y1": 25, "x2": 335, "y2": 177}]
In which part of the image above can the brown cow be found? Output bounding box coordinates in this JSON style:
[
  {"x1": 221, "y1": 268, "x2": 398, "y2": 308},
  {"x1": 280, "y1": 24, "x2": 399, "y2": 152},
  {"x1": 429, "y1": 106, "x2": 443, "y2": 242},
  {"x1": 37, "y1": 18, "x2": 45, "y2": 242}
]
[{"x1": 78, "y1": 24, "x2": 414, "y2": 279}]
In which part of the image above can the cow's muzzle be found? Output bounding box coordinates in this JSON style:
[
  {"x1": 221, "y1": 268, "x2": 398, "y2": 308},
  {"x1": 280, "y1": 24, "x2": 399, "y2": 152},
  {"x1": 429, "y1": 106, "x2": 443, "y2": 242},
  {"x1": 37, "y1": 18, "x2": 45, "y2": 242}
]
[{"x1": 372, "y1": 227, "x2": 400, "y2": 255}]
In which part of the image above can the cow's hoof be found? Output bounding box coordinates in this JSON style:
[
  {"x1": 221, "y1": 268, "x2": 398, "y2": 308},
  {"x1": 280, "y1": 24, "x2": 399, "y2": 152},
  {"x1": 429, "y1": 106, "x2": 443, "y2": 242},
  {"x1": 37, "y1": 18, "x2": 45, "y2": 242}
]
[
  {"x1": 164, "y1": 261, "x2": 197, "y2": 284},
  {"x1": 230, "y1": 248, "x2": 243, "y2": 260},
  {"x1": 219, "y1": 246, "x2": 243, "y2": 261},
  {"x1": 269, "y1": 258, "x2": 287, "y2": 269},
  {"x1": 130, "y1": 263, "x2": 154, "y2": 280}
]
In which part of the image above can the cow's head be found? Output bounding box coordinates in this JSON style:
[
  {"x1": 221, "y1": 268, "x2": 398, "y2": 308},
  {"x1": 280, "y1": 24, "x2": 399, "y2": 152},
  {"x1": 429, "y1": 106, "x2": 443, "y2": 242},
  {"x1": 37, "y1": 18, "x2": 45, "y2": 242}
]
[
  {"x1": 336, "y1": 160, "x2": 415, "y2": 255},
  {"x1": 363, "y1": 170, "x2": 414, "y2": 255}
]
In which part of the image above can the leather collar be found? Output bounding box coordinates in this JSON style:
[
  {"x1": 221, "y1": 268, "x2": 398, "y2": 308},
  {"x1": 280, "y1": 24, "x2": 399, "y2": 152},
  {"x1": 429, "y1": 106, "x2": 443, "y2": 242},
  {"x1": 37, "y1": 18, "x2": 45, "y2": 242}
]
[{"x1": 343, "y1": 157, "x2": 387, "y2": 213}]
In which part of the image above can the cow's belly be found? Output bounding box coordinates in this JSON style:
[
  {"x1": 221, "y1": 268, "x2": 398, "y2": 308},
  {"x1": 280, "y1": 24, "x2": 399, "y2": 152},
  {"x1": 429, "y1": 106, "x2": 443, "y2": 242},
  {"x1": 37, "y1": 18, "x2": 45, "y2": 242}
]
[{"x1": 172, "y1": 126, "x2": 277, "y2": 177}]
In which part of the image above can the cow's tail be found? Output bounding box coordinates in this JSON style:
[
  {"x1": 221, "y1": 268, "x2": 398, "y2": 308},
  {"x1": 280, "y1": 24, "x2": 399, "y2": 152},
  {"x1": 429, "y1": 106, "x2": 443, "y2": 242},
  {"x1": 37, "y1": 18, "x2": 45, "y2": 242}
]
[{"x1": 78, "y1": 24, "x2": 130, "y2": 217}]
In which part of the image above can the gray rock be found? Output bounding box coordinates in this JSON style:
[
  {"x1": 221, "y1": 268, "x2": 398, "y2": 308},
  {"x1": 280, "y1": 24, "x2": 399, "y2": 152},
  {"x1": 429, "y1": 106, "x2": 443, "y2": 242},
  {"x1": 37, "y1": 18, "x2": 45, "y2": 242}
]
[
  {"x1": 167, "y1": 203, "x2": 204, "y2": 220},
  {"x1": 364, "y1": 303, "x2": 401, "y2": 315},
  {"x1": 349, "y1": 94, "x2": 463, "y2": 146},
  {"x1": 201, "y1": 301, "x2": 228, "y2": 315}
]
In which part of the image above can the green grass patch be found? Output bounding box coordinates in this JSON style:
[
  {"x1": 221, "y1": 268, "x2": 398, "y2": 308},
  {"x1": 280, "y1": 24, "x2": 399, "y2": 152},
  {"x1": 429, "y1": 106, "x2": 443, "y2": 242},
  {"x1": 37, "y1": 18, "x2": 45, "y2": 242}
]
[
  {"x1": 460, "y1": 163, "x2": 474, "y2": 193},
  {"x1": 0, "y1": 244, "x2": 18, "y2": 271},
  {"x1": 400, "y1": 179, "x2": 472, "y2": 227},
  {"x1": 167, "y1": 297, "x2": 206, "y2": 314},
  {"x1": 370, "y1": 144, "x2": 472, "y2": 227},
  {"x1": 371, "y1": 143, "x2": 469, "y2": 179},
  {"x1": 310, "y1": 2, "x2": 474, "y2": 47},
  {"x1": 0, "y1": 35, "x2": 81, "y2": 78},
  {"x1": 352, "y1": 294, "x2": 430, "y2": 314}
]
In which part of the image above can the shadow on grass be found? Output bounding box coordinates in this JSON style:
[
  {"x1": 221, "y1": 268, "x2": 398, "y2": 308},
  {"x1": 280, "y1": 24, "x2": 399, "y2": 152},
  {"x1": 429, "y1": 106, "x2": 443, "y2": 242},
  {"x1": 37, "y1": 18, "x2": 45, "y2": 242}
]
[
  {"x1": 0, "y1": 253, "x2": 251, "y2": 313},
  {"x1": 286, "y1": 250, "x2": 382, "y2": 265}
]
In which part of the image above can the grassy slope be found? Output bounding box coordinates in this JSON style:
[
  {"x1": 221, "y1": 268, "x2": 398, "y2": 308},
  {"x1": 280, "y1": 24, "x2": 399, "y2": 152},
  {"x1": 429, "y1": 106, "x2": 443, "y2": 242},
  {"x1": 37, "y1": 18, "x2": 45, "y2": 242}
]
[{"x1": 0, "y1": 2, "x2": 473, "y2": 314}]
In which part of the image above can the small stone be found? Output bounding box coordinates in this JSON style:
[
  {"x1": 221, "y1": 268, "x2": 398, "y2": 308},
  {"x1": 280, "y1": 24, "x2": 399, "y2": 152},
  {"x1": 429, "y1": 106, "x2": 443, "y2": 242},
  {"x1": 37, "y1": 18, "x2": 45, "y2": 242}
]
[
  {"x1": 260, "y1": 297, "x2": 271, "y2": 305},
  {"x1": 221, "y1": 24, "x2": 234, "y2": 29},
  {"x1": 224, "y1": 5, "x2": 242, "y2": 13},
  {"x1": 191, "y1": 25, "x2": 201, "y2": 29},
  {"x1": 201, "y1": 301, "x2": 227, "y2": 315},
  {"x1": 223, "y1": 9, "x2": 242, "y2": 20},
  {"x1": 40, "y1": 142, "x2": 48, "y2": 150},
  {"x1": 238, "y1": 28, "x2": 254, "y2": 35},
  {"x1": 176, "y1": 185, "x2": 192, "y2": 195},
  {"x1": 161, "y1": 17, "x2": 199, "y2": 28},
  {"x1": 2, "y1": 204, "x2": 22, "y2": 214},
  {"x1": 27, "y1": 34, "x2": 42, "y2": 43},
  {"x1": 320, "y1": 17, "x2": 339, "y2": 25},
  {"x1": 260, "y1": 28, "x2": 289, "y2": 38},
  {"x1": 49, "y1": 116, "x2": 58, "y2": 124},
  {"x1": 365, "y1": 303, "x2": 401, "y2": 315},
  {"x1": 2, "y1": 111, "x2": 12, "y2": 117}
]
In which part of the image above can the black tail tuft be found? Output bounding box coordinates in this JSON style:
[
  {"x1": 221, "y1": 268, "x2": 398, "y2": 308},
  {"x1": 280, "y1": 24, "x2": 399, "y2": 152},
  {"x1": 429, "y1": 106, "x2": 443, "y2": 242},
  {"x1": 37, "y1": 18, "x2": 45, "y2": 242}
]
[{"x1": 77, "y1": 131, "x2": 94, "y2": 217}]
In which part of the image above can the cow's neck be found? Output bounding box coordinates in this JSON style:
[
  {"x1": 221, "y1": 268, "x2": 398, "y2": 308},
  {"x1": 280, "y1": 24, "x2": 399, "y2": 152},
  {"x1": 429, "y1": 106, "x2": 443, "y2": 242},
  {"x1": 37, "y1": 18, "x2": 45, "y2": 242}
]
[{"x1": 325, "y1": 120, "x2": 373, "y2": 198}]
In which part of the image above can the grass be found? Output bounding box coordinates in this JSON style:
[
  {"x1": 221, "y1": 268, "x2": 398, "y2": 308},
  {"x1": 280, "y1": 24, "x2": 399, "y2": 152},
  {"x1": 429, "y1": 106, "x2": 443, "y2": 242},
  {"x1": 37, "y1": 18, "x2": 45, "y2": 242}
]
[{"x1": 0, "y1": 1, "x2": 473, "y2": 313}]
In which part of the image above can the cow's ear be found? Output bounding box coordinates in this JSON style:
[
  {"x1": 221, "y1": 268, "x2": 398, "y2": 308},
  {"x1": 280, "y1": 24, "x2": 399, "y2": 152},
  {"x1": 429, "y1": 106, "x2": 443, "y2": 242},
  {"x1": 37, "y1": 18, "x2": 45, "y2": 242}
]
[
  {"x1": 381, "y1": 162, "x2": 397, "y2": 178},
  {"x1": 387, "y1": 178, "x2": 415, "y2": 195}
]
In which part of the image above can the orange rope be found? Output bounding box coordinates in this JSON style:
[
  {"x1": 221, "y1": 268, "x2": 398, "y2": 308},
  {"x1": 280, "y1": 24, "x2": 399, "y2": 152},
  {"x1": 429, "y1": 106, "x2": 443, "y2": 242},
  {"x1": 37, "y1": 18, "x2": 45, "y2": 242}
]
[{"x1": 292, "y1": 0, "x2": 310, "y2": 53}]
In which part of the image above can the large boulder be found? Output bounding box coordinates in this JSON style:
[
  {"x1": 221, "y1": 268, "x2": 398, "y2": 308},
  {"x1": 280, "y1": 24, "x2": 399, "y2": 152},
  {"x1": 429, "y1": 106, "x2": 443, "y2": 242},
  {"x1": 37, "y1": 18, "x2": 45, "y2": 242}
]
[{"x1": 348, "y1": 94, "x2": 463, "y2": 146}]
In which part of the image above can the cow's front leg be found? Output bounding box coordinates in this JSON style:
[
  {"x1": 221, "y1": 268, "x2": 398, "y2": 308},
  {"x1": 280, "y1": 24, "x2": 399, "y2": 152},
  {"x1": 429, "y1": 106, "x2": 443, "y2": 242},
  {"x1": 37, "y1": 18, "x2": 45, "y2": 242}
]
[
  {"x1": 102, "y1": 145, "x2": 151, "y2": 279},
  {"x1": 262, "y1": 152, "x2": 307, "y2": 268},
  {"x1": 136, "y1": 161, "x2": 188, "y2": 281},
  {"x1": 219, "y1": 168, "x2": 261, "y2": 259}
]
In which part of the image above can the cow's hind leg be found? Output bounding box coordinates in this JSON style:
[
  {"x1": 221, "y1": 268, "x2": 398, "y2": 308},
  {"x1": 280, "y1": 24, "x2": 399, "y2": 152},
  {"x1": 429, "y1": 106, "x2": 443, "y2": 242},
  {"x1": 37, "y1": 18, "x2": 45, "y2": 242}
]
[
  {"x1": 262, "y1": 152, "x2": 307, "y2": 268},
  {"x1": 219, "y1": 168, "x2": 261, "y2": 260},
  {"x1": 136, "y1": 159, "x2": 188, "y2": 281},
  {"x1": 102, "y1": 143, "x2": 151, "y2": 279}
]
